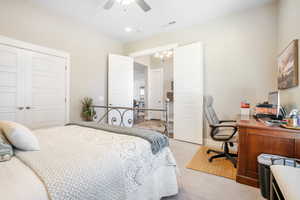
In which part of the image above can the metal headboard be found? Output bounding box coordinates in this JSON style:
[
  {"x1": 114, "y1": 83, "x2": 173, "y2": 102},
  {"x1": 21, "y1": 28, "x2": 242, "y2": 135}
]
[{"x1": 92, "y1": 100, "x2": 170, "y2": 137}]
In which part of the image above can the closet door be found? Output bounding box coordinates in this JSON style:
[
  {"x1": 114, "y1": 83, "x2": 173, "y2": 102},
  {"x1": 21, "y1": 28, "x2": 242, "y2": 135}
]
[
  {"x1": 0, "y1": 44, "x2": 24, "y2": 123},
  {"x1": 24, "y1": 52, "x2": 67, "y2": 129}
]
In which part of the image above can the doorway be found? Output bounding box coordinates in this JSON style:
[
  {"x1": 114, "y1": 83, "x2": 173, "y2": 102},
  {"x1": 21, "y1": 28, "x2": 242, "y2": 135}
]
[
  {"x1": 133, "y1": 62, "x2": 147, "y2": 123},
  {"x1": 108, "y1": 42, "x2": 204, "y2": 143},
  {"x1": 133, "y1": 51, "x2": 174, "y2": 137}
]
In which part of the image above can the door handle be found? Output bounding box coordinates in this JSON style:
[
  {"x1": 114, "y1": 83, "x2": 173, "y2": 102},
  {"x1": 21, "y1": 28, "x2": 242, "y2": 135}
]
[
  {"x1": 26, "y1": 106, "x2": 31, "y2": 110},
  {"x1": 17, "y1": 107, "x2": 24, "y2": 110}
]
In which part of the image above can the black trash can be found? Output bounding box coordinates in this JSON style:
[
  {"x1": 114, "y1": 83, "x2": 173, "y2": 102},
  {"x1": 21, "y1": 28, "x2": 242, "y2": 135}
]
[{"x1": 257, "y1": 154, "x2": 300, "y2": 199}]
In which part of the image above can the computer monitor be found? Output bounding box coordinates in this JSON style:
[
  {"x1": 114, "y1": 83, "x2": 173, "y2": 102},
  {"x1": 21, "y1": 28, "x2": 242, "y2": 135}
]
[
  {"x1": 268, "y1": 91, "x2": 280, "y2": 116},
  {"x1": 268, "y1": 91, "x2": 280, "y2": 106}
]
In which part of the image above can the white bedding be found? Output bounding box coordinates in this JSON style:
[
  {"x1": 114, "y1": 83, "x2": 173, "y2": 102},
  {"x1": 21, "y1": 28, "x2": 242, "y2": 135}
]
[{"x1": 0, "y1": 125, "x2": 178, "y2": 200}]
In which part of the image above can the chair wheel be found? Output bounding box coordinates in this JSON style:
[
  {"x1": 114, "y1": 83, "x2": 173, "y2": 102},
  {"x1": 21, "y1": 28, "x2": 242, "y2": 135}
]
[
  {"x1": 208, "y1": 158, "x2": 213, "y2": 162},
  {"x1": 207, "y1": 150, "x2": 212, "y2": 154}
]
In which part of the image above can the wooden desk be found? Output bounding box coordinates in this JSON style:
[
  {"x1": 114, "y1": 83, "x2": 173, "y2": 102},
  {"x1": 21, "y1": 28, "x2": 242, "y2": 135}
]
[{"x1": 236, "y1": 117, "x2": 300, "y2": 187}]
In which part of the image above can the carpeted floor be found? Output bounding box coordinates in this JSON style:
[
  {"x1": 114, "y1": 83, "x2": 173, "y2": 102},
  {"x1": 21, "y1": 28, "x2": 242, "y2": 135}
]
[
  {"x1": 163, "y1": 140, "x2": 264, "y2": 200},
  {"x1": 134, "y1": 120, "x2": 174, "y2": 137}
]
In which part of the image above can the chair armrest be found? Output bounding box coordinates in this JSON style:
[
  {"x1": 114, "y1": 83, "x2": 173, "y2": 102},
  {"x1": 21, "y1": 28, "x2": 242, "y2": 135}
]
[{"x1": 219, "y1": 120, "x2": 237, "y2": 123}]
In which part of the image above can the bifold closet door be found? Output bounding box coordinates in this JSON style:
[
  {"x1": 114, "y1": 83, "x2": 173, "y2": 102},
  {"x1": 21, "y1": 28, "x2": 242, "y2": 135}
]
[
  {"x1": 24, "y1": 52, "x2": 67, "y2": 129},
  {"x1": 174, "y1": 42, "x2": 203, "y2": 144},
  {"x1": 0, "y1": 44, "x2": 25, "y2": 123}
]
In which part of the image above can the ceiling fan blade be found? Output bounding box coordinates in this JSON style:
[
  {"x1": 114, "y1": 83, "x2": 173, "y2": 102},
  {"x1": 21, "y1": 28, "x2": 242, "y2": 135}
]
[
  {"x1": 103, "y1": 0, "x2": 115, "y2": 10},
  {"x1": 135, "y1": 0, "x2": 151, "y2": 12}
]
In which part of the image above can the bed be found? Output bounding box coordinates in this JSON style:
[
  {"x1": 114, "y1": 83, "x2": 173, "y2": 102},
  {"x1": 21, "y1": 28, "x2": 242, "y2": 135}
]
[{"x1": 0, "y1": 123, "x2": 178, "y2": 200}]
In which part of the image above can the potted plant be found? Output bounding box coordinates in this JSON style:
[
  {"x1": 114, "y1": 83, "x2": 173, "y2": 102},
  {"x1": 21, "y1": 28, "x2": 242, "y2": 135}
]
[{"x1": 81, "y1": 97, "x2": 96, "y2": 121}]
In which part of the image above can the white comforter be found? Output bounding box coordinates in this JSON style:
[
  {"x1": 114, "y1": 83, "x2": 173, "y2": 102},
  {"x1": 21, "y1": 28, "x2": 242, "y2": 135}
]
[{"x1": 0, "y1": 125, "x2": 178, "y2": 200}]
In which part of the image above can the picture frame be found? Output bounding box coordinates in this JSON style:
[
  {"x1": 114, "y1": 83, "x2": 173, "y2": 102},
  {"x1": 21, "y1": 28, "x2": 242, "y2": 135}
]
[{"x1": 278, "y1": 40, "x2": 299, "y2": 90}]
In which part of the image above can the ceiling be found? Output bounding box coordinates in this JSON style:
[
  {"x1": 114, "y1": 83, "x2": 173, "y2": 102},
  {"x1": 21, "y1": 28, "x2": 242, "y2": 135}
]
[{"x1": 32, "y1": 0, "x2": 274, "y2": 43}]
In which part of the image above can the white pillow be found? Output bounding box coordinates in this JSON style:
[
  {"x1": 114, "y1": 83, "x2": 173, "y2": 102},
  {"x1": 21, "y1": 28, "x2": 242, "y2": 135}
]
[{"x1": 0, "y1": 121, "x2": 40, "y2": 151}]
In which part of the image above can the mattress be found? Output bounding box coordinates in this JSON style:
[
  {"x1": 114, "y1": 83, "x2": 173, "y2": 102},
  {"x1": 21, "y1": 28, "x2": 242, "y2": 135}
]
[{"x1": 0, "y1": 125, "x2": 178, "y2": 200}]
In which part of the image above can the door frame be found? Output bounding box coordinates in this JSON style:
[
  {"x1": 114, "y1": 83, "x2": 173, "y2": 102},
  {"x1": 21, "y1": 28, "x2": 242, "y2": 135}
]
[
  {"x1": 128, "y1": 43, "x2": 178, "y2": 120},
  {"x1": 148, "y1": 68, "x2": 164, "y2": 120},
  {"x1": 0, "y1": 35, "x2": 71, "y2": 123},
  {"x1": 129, "y1": 43, "x2": 178, "y2": 58}
]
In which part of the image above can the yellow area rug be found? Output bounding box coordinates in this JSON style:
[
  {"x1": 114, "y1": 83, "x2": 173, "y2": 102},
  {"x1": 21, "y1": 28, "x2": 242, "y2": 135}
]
[{"x1": 186, "y1": 146, "x2": 237, "y2": 180}]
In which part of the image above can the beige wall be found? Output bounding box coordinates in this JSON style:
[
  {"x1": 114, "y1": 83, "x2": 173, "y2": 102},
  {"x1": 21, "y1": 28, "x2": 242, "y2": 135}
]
[
  {"x1": 278, "y1": 0, "x2": 300, "y2": 111},
  {"x1": 125, "y1": 3, "x2": 278, "y2": 138},
  {"x1": 0, "y1": 0, "x2": 123, "y2": 121}
]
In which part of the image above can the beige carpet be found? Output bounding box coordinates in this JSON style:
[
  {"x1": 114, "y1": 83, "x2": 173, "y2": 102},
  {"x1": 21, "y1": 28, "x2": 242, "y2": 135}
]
[
  {"x1": 163, "y1": 140, "x2": 263, "y2": 200},
  {"x1": 134, "y1": 120, "x2": 174, "y2": 137},
  {"x1": 134, "y1": 120, "x2": 166, "y2": 132},
  {"x1": 186, "y1": 146, "x2": 237, "y2": 180}
]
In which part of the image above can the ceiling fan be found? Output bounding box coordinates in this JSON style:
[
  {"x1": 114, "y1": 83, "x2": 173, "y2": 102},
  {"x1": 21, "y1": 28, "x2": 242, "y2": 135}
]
[{"x1": 103, "y1": 0, "x2": 151, "y2": 12}]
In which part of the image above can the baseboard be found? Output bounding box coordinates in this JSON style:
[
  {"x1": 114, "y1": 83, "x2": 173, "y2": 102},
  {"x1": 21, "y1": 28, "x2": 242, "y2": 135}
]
[{"x1": 204, "y1": 138, "x2": 238, "y2": 152}]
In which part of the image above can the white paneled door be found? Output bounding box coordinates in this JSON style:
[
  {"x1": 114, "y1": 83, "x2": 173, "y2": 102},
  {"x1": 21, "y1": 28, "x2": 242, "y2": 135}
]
[
  {"x1": 0, "y1": 44, "x2": 24, "y2": 123},
  {"x1": 149, "y1": 68, "x2": 164, "y2": 120},
  {"x1": 174, "y1": 42, "x2": 204, "y2": 144},
  {"x1": 108, "y1": 54, "x2": 134, "y2": 127},
  {"x1": 24, "y1": 52, "x2": 66, "y2": 129},
  {"x1": 0, "y1": 42, "x2": 68, "y2": 129}
]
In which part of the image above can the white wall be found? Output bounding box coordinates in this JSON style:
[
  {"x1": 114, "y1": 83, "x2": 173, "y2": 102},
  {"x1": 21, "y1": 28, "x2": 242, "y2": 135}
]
[
  {"x1": 125, "y1": 2, "x2": 278, "y2": 138},
  {"x1": 0, "y1": 0, "x2": 123, "y2": 121},
  {"x1": 278, "y1": 0, "x2": 300, "y2": 111}
]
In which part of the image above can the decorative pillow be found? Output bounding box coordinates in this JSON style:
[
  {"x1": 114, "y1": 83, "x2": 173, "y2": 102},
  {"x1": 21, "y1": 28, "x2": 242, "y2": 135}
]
[
  {"x1": 0, "y1": 121, "x2": 40, "y2": 151},
  {"x1": 0, "y1": 131, "x2": 13, "y2": 161}
]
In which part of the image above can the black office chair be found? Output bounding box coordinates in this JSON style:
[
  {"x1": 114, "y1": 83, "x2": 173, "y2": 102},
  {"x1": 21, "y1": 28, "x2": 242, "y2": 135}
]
[{"x1": 203, "y1": 95, "x2": 238, "y2": 168}]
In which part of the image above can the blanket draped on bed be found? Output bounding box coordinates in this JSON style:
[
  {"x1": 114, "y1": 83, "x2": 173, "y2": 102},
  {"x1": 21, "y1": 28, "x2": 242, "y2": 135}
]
[
  {"x1": 66, "y1": 122, "x2": 169, "y2": 155},
  {"x1": 15, "y1": 126, "x2": 176, "y2": 200}
]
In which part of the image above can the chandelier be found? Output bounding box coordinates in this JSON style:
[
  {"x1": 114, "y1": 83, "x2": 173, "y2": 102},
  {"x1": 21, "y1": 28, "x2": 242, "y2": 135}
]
[{"x1": 154, "y1": 50, "x2": 173, "y2": 62}]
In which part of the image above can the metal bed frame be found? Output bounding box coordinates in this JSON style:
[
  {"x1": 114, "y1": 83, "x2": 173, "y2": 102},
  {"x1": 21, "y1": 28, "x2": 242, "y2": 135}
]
[{"x1": 92, "y1": 100, "x2": 170, "y2": 137}]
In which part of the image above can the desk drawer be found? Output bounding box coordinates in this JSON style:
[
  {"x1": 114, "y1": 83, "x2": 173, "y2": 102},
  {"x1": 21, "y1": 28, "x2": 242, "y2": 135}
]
[{"x1": 237, "y1": 128, "x2": 295, "y2": 187}]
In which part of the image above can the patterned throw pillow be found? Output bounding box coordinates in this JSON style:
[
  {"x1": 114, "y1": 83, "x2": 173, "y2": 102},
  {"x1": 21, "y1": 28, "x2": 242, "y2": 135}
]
[{"x1": 0, "y1": 130, "x2": 13, "y2": 162}]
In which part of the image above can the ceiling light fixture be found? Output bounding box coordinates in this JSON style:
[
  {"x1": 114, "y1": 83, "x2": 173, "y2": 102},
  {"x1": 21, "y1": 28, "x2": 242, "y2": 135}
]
[
  {"x1": 116, "y1": 0, "x2": 135, "y2": 6},
  {"x1": 154, "y1": 50, "x2": 173, "y2": 62},
  {"x1": 125, "y1": 27, "x2": 133, "y2": 32}
]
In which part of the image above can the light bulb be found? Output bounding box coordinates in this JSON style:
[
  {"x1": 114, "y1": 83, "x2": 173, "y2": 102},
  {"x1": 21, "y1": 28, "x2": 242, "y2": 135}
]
[
  {"x1": 154, "y1": 52, "x2": 160, "y2": 58},
  {"x1": 125, "y1": 27, "x2": 133, "y2": 32},
  {"x1": 120, "y1": 0, "x2": 135, "y2": 5}
]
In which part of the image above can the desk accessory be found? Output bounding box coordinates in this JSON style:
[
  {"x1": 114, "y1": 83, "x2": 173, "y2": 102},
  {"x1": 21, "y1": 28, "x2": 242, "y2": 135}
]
[
  {"x1": 280, "y1": 124, "x2": 300, "y2": 130},
  {"x1": 240, "y1": 101, "x2": 250, "y2": 116}
]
